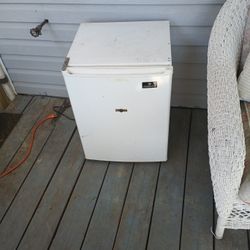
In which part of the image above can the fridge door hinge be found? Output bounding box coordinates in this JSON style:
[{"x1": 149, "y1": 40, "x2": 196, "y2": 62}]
[{"x1": 62, "y1": 57, "x2": 70, "y2": 71}]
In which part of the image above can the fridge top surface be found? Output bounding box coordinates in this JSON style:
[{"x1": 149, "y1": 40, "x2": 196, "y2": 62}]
[{"x1": 67, "y1": 21, "x2": 172, "y2": 68}]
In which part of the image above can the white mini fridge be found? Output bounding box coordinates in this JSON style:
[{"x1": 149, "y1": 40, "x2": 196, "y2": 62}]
[{"x1": 62, "y1": 21, "x2": 173, "y2": 162}]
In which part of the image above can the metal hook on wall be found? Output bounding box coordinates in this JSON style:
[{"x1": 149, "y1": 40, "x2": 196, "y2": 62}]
[{"x1": 30, "y1": 19, "x2": 49, "y2": 38}]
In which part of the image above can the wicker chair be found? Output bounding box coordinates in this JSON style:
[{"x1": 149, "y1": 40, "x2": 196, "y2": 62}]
[{"x1": 207, "y1": 0, "x2": 250, "y2": 239}]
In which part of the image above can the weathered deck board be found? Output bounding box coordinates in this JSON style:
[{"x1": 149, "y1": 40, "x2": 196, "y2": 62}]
[
  {"x1": 81, "y1": 162, "x2": 133, "y2": 250},
  {"x1": 147, "y1": 109, "x2": 191, "y2": 250},
  {"x1": 0, "y1": 98, "x2": 63, "y2": 220},
  {"x1": 0, "y1": 109, "x2": 75, "y2": 250},
  {"x1": 215, "y1": 228, "x2": 249, "y2": 250},
  {"x1": 17, "y1": 131, "x2": 85, "y2": 250},
  {"x1": 50, "y1": 160, "x2": 108, "y2": 250},
  {"x1": 214, "y1": 213, "x2": 249, "y2": 250},
  {"x1": 4, "y1": 95, "x2": 32, "y2": 114},
  {"x1": 2, "y1": 98, "x2": 244, "y2": 250},
  {"x1": 0, "y1": 96, "x2": 51, "y2": 172},
  {"x1": 180, "y1": 110, "x2": 213, "y2": 250},
  {"x1": 113, "y1": 162, "x2": 159, "y2": 250},
  {"x1": 0, "y1": 113, "x2": 21, "y2": 147},
  {"x1": 0, "y1": 95, "x2": 33, "y2": 149}
]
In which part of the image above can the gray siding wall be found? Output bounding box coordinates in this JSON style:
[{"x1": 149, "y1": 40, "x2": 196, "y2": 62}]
[{"x1": 0, "y1": 0, "x2": 225, "y2": 108}]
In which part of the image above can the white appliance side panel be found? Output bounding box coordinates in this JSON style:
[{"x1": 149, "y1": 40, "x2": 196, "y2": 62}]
[{"x1": 63, "y1": 72, "x2": 172, "y2": 162}]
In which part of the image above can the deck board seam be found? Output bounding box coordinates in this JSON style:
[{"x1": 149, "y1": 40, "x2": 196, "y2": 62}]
[
  {"x1": 48, "y1": 158, "x2": 87, "y2": 249},
  {"x1": 15, "y1": 127, "x2": 77, "y2": 249},
  {"x1": 145, "y1": 163, "x2": 161, "y2": 250},
  {"x1": 1, "y1": 97, "x2": 49, "y2": 173},
  {"x1": 247, "y1": 230, "x2": 250, "y2": 249},
  {"x1": 111, "y1": 163, "x2": 135, "y2": 250},
  {"x1": 19, "y1": 95, "x2": 34, "y2": 114},
  {"x1": 178, "y1": 109, "x2": 192, "y2": 250},
  {"x1": 213, "y1": 203, "x2": 215, "y2": 250},
  {"x1": 79, "y1": 162, "x2": 110, "y2": 249},
  {"x1": 0, "y1": 120, "x2": 57, "y2": 223},
  {"x1": 0, "y1": 97, "x2": 57, "y2": 222},
  {"x1": 2, "y1": 125, "x2": 34, "y2": 172},
  {"x1": 0, "y1": 105, "x2": 224, "y2": 249}
]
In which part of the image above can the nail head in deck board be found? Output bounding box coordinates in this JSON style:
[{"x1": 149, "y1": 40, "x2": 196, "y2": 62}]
[
  {"x1": 4, "y1": 95, "x2": 32, "y2": 114},
  {"x1": 81, "y1": 162, "x2": 133, "y2": 250},
  {"x1": 113, "y1": 162, "x2": 159, "y2": 250},
  {"x1": 18, "y1": 131, "x2": 85, "y2": 250},
  {"x1": 50, "y1": 160, "x2": 108, "y2": 250},
  {"x1": 0, "y1": 109, "x2": 76, "y2": 250},
  {"x1": 0, "y1": 96, "x2": 51, "y2": 172},
  {"x1": 0, "y1": 98, "x2": 64, "y2": 220},
  {"x1": 147, "y1": 108, "x2": 191, "y2": 250},
  {"x1": 180, "y1": 110, "x2": 213, "y2": 250}
]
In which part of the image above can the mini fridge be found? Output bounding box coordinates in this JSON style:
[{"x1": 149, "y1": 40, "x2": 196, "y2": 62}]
[{"x1": 62, "y1": 21, "x2": 173, "y2": 162}]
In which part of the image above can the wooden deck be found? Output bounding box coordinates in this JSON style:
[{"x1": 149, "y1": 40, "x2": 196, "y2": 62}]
[{"x1": 0, "y1": 95, "x2": 249, "y2": 250}]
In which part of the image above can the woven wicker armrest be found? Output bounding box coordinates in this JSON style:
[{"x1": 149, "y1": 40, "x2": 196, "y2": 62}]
[{"x1": 207, "y1": 0, "x2": 248, "y2": 217}]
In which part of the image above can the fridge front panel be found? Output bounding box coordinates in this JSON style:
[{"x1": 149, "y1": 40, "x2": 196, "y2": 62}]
[{"x1": 63, "y1": 72, "x2": 172, "y2": 162}]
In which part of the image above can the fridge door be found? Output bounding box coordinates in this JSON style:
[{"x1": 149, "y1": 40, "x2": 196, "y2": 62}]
[{"x1": 63, "y1": 68, "x2": 173, "y2": 162}]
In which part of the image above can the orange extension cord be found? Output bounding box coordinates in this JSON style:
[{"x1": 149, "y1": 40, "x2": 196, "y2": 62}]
[{"x1": 0, "y1": 113, "x2": 58, "y2": 178}]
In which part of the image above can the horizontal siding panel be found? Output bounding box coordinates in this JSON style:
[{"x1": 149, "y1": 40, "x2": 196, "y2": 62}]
[
  {"x1": 2, "y1": 50, "x2": 207, "y2": 72},
  {"x1": 7, "y1": 63, "x2": 207, "y2": 88},
  {"x1": 174, "y1": 63, "x2": 206, "y2": 80},
  {"x1": 171, "y1": 93, "x2": 207, "y2": 108},
  {"x1": 3, "y1": 55, "x2": 207, "y2": 72},
  {"x1": 8, "y1": 69, "x2": 64, "y2": 85},
  {"x1": 1, "y1": 0, "x2": 225, "y2": 4},
  {"x1": 0, "y1": 1, "x2": 216, "y2": 107},
  {"x1": 173, "y1": 46, "x2": 207, "y2": 64},
  {"x1": 172, "y1": 26, "x2": 211, "y2": 46},
  {"x1": 14, "y1": 82, "x2": 68, "y2": 97},
  {"x1": 14, "y1": 79, "x2": 207, "y2": 108},
  {"x1": 1, "y1": 42, "x2": 207, "y2": 64},
  {"x1": 0, "y1": 23, "x2": 212, "y2": 46},
  {"x1": 2, "y1": 55, "x2": 64, "y2": 71},
  {"x1": 0, "y1": 23, "x2": 77, "y2": 42},
  {"x1": 173, "y1": 79, "x2": 207, "y2": 95},
  {"x1": 0, "y1": 4, "x2": 221, "y2": 26},
  {"x1": 0, "y1": 40, "x2": 70, "y2": 57},
  {"x1": 13, "y1": 79, "x2": 207, "y2": 96}
]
